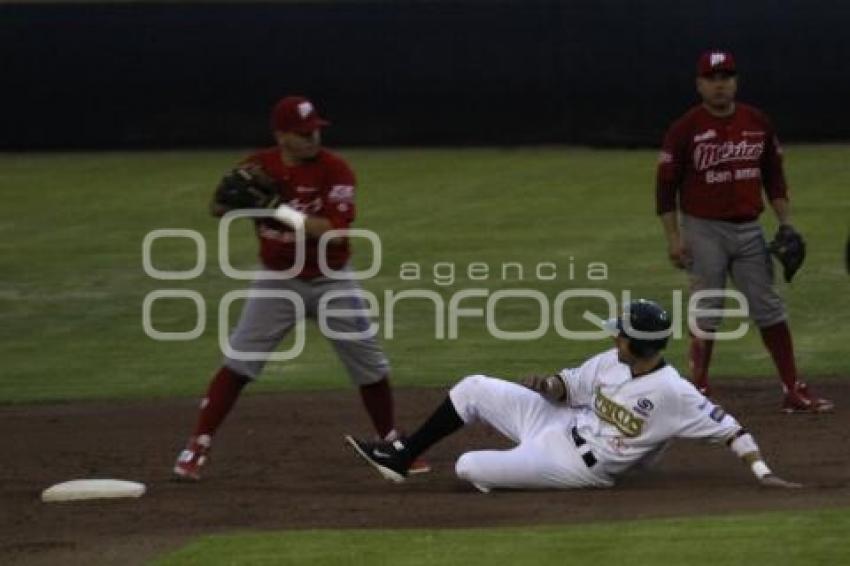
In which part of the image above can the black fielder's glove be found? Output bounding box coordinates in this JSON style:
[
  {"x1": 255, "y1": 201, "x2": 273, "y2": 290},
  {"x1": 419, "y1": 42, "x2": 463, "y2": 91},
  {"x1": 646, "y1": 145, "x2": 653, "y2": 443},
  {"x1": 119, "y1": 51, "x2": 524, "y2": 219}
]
[
  {"x1": 214, "y1": 166, "x2": 281, "y2": 210},
  {"x1": 768, "y1": 225, "x2": 806, "y2": 283}
]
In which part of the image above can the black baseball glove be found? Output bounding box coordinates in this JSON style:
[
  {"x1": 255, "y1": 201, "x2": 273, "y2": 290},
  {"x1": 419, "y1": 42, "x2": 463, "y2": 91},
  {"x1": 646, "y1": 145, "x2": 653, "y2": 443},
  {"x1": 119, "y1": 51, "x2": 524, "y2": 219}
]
[
  {"x1": 768, "y1": 225, "x2": 806, "y2": 283},
  {"x1": 214, "y1": 166, "x2": 280, "y2": 210}
]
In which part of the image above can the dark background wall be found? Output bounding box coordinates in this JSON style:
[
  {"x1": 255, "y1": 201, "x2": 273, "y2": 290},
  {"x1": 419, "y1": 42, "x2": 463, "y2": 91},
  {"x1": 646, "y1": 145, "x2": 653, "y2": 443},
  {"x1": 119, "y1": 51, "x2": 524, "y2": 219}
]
[{"x1": 3, "y1": 0, "x2": 849, "y2": 149}]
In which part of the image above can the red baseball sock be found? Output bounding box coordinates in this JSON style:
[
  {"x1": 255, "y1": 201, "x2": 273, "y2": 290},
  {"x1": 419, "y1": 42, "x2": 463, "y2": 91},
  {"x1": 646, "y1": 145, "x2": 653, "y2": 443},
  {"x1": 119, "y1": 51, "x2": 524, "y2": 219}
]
[
  {"x1": 192, "y1": 366, "x2": 250, "y2": 438},
  {"x1": 359, "y1": 377, "x2": 395, "y2": 438},
  {"x1": 688, "y1": 334, "x2": 715, "y2": 389},
  {"x1": 759, "y1": 321, "x2": 798, "y2": 392}
]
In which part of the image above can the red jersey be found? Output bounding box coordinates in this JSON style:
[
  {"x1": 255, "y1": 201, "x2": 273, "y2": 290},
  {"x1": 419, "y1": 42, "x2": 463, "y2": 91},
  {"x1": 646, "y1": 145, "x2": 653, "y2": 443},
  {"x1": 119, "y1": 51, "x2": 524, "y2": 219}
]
[
  {"x1": 656, "y1": 103, "x2": 788, "y2": 221},
  {"x1": 243, "y1": 147, "x2": 356, "y2": 278}
]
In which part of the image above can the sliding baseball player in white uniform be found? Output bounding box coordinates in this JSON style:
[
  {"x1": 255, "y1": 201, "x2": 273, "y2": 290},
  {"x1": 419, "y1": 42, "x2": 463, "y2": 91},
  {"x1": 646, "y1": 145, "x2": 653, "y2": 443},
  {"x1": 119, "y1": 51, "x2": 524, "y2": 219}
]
[{"x1": 346, "y1": 299, "x2": 800, "y2": 491}]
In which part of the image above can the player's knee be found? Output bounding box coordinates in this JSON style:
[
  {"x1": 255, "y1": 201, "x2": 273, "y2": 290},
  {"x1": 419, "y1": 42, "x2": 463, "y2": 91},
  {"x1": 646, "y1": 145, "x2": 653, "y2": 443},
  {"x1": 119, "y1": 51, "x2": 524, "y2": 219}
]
[
  {"x1": 451, "y1": 374, "x2": 486, "y2": 396},
  {"x1": 691, "y1": 300, "x2": 724, "y2": 332},
  {"x1": 690, "y1": 312, "x2": 722, "y2": 333},
  {"x1": 751, "y1": 302, "x2": 786, "y2": 328},
  {"x1": 223, "y1": 360, "x2": 261, "y2": 380},
  {"x1": 694, "y1": 319, "x2": 722, "y2": 333},
  {"x1": 455, "y1": 374, "x2": 488, "y2": 391},
  {"x1": 449, "y1": 374, "x2": 487, "y2": 416},
  {"x1": 754, "y1": 312, "x2": 787, "y2": 329},
  {"x1": 455, "y1": 452, "x2": 478, "y2": 481}
]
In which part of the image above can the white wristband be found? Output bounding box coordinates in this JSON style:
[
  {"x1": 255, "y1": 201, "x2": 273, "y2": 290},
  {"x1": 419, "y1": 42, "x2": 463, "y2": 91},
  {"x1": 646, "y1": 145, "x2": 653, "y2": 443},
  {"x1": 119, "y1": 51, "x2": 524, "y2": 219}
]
[
  {"x1": 273, "y1": 205, "x2": 306, "y2": 230},
  {"x1": 751, "y1": 460, "x2": 772, "y2": 480},
  {"x1": 729, "y1": 432, "x2": 759, "y2": 458}
]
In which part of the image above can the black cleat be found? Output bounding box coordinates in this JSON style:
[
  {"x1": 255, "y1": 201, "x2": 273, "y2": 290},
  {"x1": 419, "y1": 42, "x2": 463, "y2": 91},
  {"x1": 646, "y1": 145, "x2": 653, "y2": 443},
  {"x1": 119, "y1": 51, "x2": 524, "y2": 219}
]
[
  {"x1": 383, "y1": 429, "x2": 431, "y2": 475},
  {"x1": 345, "y1": 435, "x2": 410, "y2": 483}
]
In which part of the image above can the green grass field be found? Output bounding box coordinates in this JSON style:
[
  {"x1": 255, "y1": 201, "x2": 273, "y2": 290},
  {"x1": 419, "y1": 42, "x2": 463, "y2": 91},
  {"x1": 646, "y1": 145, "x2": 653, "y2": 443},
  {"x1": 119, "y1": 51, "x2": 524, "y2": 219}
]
[
  {"x1": 1, "y1": 146, "x2": 848, "y2": 403},
  {"x1": 157, "y1": 508, "x2": 850, "y2": 565},
  {"x1": 2, "y1": 146, "x2": 848, "y2": 564}
]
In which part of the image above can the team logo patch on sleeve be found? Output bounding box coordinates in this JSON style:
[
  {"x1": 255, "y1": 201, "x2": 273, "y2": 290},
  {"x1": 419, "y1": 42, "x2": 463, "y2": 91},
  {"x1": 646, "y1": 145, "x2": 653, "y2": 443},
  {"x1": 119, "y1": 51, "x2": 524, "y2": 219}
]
[
  {"x1": 709, "y1": 405, "x2": 727, "y2": 423},
  {"x1": 328, "y1": 184, "x2": 354, "y2": 202},
  {"x1": 633, "y1": 398, "x2": 655, "y2": 418}
]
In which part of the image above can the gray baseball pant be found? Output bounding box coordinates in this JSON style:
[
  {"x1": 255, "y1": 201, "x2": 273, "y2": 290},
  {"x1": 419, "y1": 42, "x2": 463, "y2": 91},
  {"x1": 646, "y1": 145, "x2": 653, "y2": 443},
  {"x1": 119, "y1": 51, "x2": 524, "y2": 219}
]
[
  {"x1": 681, "y1": 214, "x2": 786, "y2": 330},
  {"x1": 222, "y1": 271, "x2": 390, "y2": 385}
]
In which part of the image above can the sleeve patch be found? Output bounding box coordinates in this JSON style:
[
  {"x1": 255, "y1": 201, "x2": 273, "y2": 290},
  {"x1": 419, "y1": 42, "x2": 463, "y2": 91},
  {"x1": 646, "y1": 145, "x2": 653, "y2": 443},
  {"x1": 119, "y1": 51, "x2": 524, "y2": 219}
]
[
  {"x1": 328, "y1": 184, "x2": 355, "y2": 202},
  {"x1": 658, "y1": 151, "x2": 673, "y2": 164},
  {"x1": 709, "y1": 406, "x2": 727, "y2": 423}
]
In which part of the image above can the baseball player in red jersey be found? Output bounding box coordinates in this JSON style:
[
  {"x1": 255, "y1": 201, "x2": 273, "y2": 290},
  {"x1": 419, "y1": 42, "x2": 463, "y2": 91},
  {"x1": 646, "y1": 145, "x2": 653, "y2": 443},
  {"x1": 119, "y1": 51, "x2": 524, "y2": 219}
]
[
  {"x1": 656, "y1": 51, "x2": 833, "y2": 413},
  {"x1": 173, "y1": 96, "x2": 428, "y2": 480}
]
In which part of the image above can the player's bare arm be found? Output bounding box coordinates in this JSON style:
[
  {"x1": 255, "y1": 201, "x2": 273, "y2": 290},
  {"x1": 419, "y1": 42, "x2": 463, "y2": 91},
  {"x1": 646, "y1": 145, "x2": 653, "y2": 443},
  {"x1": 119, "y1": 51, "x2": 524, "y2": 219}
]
[
  {"x1": 727, "y1": 428, "x2": 801, "y2": 489},
  {"x1": 656, "y1": 123, "x2": 688, "y2": 270},
  {"x1": 769, "y1": 197, "x2": 792, "y2": 226},
  {"x1": 659, "y1": 211, "x2": 690, "y2": 269}
]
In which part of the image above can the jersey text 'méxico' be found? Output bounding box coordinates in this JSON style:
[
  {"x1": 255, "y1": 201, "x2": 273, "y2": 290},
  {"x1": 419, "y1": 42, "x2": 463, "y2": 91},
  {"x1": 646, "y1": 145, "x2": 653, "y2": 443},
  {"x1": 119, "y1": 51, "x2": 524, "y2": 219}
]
[
  {"x1": 559, "y1": 349, "x2": 740, "y2": 476},
  {"x1": 656, "y1": 103, "x2": 788, "y2": 221},
  {"x1": 244, "y1": 148, "x2": 356, "y2": 279}
]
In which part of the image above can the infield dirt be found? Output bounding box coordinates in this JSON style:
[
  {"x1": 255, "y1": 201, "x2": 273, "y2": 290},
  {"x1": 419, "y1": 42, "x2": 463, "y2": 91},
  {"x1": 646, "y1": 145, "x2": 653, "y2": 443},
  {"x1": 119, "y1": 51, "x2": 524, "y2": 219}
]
[{"x1": 2, "y1": 380, "x2": 848, "y2": 565}]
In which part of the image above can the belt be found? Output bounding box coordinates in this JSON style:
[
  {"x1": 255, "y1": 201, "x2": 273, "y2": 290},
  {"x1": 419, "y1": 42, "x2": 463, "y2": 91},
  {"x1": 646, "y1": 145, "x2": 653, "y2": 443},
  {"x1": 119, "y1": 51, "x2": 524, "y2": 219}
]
[
  {"x1": 571, "y1": 426, "x2": 598, "y2": 468},
  {"x1": 725, "y1": 215, "x2": 759, "y2": 224}
]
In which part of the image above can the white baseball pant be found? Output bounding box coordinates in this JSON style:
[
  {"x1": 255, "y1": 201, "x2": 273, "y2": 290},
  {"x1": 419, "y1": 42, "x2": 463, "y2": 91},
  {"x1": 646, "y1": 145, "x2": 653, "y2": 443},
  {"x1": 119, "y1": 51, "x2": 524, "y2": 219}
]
[{"x1": 449, "y1": 375, "x2": 613, "y2": 491}]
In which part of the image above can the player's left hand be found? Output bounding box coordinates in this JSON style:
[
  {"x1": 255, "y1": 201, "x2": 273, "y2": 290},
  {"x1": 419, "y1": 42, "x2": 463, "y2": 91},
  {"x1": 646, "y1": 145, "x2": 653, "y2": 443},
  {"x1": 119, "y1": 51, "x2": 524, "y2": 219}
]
[
  {"x1": 520, "y1": 375, "x2": 566, "y2": 402},
  {"x1": 759, "y1": 474, "x2": 803, "y2": 489},
  {"x1": 667, "y1": 239, "x2": 691, "y2": 269}
]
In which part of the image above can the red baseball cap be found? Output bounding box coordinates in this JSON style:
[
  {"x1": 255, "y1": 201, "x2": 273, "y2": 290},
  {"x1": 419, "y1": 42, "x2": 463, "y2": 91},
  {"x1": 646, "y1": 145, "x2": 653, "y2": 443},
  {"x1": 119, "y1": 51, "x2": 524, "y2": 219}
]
[
  {"x1": 270, "y1": 96, "x2": 330, "y2": 133},
  {"x1": 697, "y1": 50, "x2": 737, "y2": 77}
]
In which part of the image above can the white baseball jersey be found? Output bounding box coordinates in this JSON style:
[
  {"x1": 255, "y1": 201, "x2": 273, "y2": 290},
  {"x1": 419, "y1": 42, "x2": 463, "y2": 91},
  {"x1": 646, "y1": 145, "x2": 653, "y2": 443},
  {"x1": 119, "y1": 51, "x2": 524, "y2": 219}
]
[
  {"x1": 449, "y1": 348, "x2": 742, "y2": 491},
  {"x1": 562, "y1": 348, "x2": 741, "y2": 476}
]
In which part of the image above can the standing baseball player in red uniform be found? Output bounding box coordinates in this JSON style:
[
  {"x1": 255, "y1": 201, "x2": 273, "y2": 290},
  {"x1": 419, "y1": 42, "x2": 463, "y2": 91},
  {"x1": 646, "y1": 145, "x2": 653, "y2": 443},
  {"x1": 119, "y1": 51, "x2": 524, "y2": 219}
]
[
  {"x1": 656, "y1": 51, "x2": 833, "y2": 413},
  {"x1": 173, "y1": 96, "x2": 428, "y2": 480}
]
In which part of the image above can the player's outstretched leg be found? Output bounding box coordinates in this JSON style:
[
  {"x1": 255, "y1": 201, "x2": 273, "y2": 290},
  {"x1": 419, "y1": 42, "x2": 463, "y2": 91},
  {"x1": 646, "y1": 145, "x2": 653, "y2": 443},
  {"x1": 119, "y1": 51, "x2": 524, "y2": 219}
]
[
  {"x1": 173, "y1": 366, "x2": 250, "y2": 481},
  {"x1": 346, "y1": 396, "x2": 465, "y2": 482},
  {"x1": 347, "y1": 374, "x2": 554, "y2": 483},
  {"x1": 356, "y1": 374, "x2": 431, "y2": 474}
]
